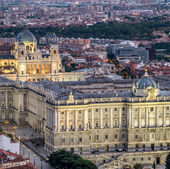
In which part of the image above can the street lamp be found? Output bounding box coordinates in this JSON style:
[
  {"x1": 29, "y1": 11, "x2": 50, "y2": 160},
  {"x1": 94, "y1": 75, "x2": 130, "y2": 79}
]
[
  {"x1": 23, "y1": 145, "x2": 25, "y2": 156},
  {"x1": 28, "y1": 149, "x2": 30, "y2": 160},
  {"x1": 12, "y1": 126, "x2": 18, "y2": 136},
  {"x1": 33, "y1": 154, "x2": 36, "y2": 166},
  {"x1": 4, "y1": 120, "x2": 9, "y2": 132}
]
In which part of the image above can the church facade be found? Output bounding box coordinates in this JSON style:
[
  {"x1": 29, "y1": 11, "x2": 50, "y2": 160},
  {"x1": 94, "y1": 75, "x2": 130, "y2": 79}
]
[
  {"x1": 0, "y1": 23, "x2": 84, "y2": 82},
  {"x1": 0, "y1": 70, "x2": 170, "y2": 167}
]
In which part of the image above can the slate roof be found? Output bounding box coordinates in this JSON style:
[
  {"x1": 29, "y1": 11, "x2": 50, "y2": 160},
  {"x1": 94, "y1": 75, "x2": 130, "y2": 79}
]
[{"x1": 0, "y1": 55, "x2": 15, "y2": 59}]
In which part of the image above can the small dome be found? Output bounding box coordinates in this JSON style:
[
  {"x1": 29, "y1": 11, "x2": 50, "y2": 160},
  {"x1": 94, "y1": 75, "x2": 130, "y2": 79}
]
[
  {"x1": 16, "y1": 22, "x2": 36, "y2": 43},
  {"x1": 16, "y1": 31, "x2": 36, "y2": 43},
  {"x1": 135, "y1": 70, "x2": 158, "y2": 89}
]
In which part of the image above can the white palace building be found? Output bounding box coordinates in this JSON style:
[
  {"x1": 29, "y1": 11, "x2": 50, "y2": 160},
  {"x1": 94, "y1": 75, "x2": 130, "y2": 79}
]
[{"x1": 0, "y1": 69, "x2": 170, "y2": 168}]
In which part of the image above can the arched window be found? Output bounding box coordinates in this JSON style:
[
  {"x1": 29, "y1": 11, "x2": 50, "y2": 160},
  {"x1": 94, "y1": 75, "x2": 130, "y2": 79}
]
[
  {"x1": 54, "y1": 50, "x2": 56, "y2": 55},
  {"x1": 21, "y1": 51, "x2": 24, "y2": 56}
]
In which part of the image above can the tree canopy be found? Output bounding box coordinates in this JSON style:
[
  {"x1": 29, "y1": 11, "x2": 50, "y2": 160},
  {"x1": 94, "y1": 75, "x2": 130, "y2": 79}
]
[
  {"x1": 2, "y1": 20, "x2": 170, "y2": 40},
  {"x1": 165, "y1": 152, "x2": 170, "y2": 169},
  {"x1": 134, "y1": 163, "x2": 143, "y2": 169},
  {"x1": 47, "y1": 149, "x2": 97, "y2": 169}
]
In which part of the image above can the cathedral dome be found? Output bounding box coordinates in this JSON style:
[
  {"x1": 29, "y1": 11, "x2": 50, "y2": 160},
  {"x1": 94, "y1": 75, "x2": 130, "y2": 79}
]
[
  {"x1": 16, "y1": 22, "x2": 36, "y2": 43},
  {"x1": 135, "y1": 71, "x2": 158, "y2": 89},
  {"x1": 133, "y1": 69, "x2": 159, "y2": 97}
]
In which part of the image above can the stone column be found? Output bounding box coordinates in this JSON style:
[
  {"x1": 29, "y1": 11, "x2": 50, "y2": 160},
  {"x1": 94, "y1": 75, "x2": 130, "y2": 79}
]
[
  {"x1": 66, "y1": 110, "x2": 69, "y2": 131},
  {"x1": 139, "y1": 108, "x2": 141, "y2": 128},
  {"x1": 119, "y1": 107, "x2": 121, "y2": 128},
  {"x1": 129, "y1": 106, "x2": 132, "y2": 128},
  {"x1": 146, "y1": 107, "x2": 148, "y2": 127},
  {"x1": 35, "y1": 64, "x2": 37, "y2": 74},
  {"x1": 83, "y1": 110, "x2": 88, "y2": 130},
  {"x1": 57, "y1": 111, "x2": 60, "y2": 132},
  {"x1": 156, "y1": 107, "x2": 159, "y2": 127},
  {"x1": 92, "y1": 109, "x2": 94, "y2": 129},
  {"x1": 5, "y1": 91, "x2": 8, "y2": 108},
  {"x1": 100, "y1": 108, "x2": 103, "y2": 129},
  {"x1": 53, "y1": 111, "x2": 56, "y2": 132},
  {"x1": 163, "y1": 107, "x2": 166, "y2": 127},
  {"x1": 74, "y1": 110, "x2": 78, "y2": 131},
  {"x1": 40, "y1": 64, "x2": 42, "y2": 74},
  {"x1": 45, "y1": 64, "x2": 46, "y2": 74},
  {"x1": 110, "y1": 107, "x2": 113, "y2": 128},
  {"x1": 31, "y1": 64, "x2": 33, "y2": 74},
  {"x1": 127, "y1": 106, "x2": 131, "y2": 128}
]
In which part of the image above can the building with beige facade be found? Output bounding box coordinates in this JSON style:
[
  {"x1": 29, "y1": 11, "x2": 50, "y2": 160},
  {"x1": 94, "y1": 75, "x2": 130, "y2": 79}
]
[
  {"x1": 0, "y1": 22, "x2": 84, "y2": 82},
  {"x1": 0, "y1": 70, "x2": 170, "y2": 168}
]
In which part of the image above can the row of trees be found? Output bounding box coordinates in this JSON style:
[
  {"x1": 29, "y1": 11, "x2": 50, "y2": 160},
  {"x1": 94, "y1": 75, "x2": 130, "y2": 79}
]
[{"x1": 2, "y1": 20, "x2": 170, "y2": 39}]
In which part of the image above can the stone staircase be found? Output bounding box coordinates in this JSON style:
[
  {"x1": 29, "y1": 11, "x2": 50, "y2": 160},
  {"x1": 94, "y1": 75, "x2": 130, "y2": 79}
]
[{"x1": 97, "y1": 152, "x2": 126, "y2": 168}]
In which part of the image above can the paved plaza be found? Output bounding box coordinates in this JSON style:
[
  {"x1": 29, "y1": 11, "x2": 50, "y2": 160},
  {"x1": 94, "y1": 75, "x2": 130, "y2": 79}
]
[{"x1": 0, "y1": 122, "x2": 54, "y2": 169}]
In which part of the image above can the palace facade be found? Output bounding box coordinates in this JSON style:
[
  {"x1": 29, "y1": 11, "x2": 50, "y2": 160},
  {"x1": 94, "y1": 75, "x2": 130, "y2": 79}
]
[
  {"x1": 0, "y1": 22, "x2": 84, "y2": 82},
  {"x1": 0, "y1": 70, "x2": 170, "y2": 168}
]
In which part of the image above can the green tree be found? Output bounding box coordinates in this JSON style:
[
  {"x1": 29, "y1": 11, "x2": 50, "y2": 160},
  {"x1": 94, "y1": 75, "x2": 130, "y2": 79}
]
[
  {"x1": 71, "y1": 63, "x2": 77, "y2": 68},
  {"x1": 165, "y1": 152, "x2": 170, "y2": 169},
  {"x1": 47, "y1": 149, "x2": 97, "y2": 169},
  {"x1": 134, "y1": 163, "x2": 143, "y2": 169},
  {"x1": 152, "y1": 161, "x2": 156, "y2": 169}
]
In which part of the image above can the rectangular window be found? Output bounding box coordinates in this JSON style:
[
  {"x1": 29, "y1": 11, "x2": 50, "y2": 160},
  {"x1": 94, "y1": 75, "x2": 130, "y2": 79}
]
[
  {"x1": 96, "y1": 135, "x2": 99, "y2": 140},
  {"x1": 115, "y1": 134, "x2": 117, "y2": 139},
  {"x1": 167, "y1": 107, "x2": 169, "y2": 111},
  {"x1": 25, "y1": 117, "x2": 28, "y2": 121},
  {"x1": 79, "y1": 125, "x2": 81, "y2": 129},
  {"x1": 105, "y1": 108, "x2": 108, "y2": 112},
  {"x1": 115, "y1": 144, "x2": 117, "y2": 148},
  {"x1": 89, "y1": 136, "x2": 91, "y2": 140},
  {"x1": 62, "y1": 138, "x2": 65, "y2": 143},
  {"x1": 62, "y1": 125, "x2": 64, "y2": 130},
  {"x1": 61, "y1": 112, "x2": 64, "y2": 115},
  {"x1": 160, "y1": 133, "x2": 163, "y2": 138},
  {"x1": 70, "y1": 125, "x2": 73, "y2": 130},
  {"x1": 9, "y1": 114, "x2": 12, "y2": 118},
  {"x1": 135, "y1": 135, "x2": 138, "y2": 139},
  {"x1": 79, "y1": 137, "x2": 82, "y2": 142},
  {"x1": 135, "y1": 108, "x2": 138, "y2": 111},
  {"x1": 79, "y1": 110, "x2": 81, "y2": 114},
  {"x1": 122, "y1": 107, "x2": 125, "y2": 111},
  {"x1": 115, "y1": 120, "x2": 117, "y2": 126},
  {"x1": 160, "y1": 143, "x2": 163, "y2": 147},
  {"x1": 105, "y1": 135, "x2": 108, "y2": 140},
  {"x1": 70, "y1": 111, "x2": 73, "y2": 114},
  {"x1": 167, "y1": 133, "x2": 170, "y2": 138},
  {"x1": 96, "y1": 121, "x2": 98, "y2": 127},
  {"x1": 54, "y1": 70, "x2": 56, "y2": 73},
  {"x1": 114, "y1": 108, "x2": 117, "y2": 111},
  {"x1": 71, "y1": 138, "x2": 74, "y2": 143},
  {"x1": 96, "y1": 109, "x2": 98, "y2": 112},
  {"x1": 88, "y1": 109, "x2": 91, "y2": 112},
  {"x1": 122, "y1": 120, "x2": 125, "y2": 127},
  {"x1": 150, "y1": 107, "x2": 154, "y2": 111},
  {"x1": 88, "y1": 121, "x2": 90, "y2": 128},
  {"x1": 151, "y1": 134, "x2": 154, "y2": 139},
  {"x1": 122, "y1": 134, "x2": 125, "y2": 139},
  {"x1": 2, "y1": 114, "x2": 5, "y2": 119},
  {"x1": 143, "y1": 134, "x2": 145, "y2": 139}
]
